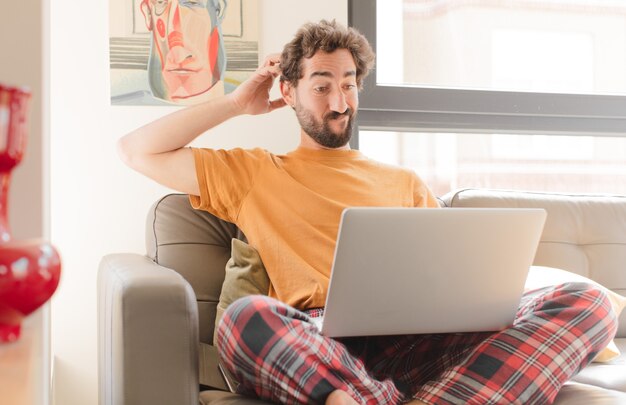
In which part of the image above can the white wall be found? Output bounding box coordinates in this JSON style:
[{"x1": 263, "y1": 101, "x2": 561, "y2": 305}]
[
  {"x1": 0, "y1": 2, "x2": 49, "y2": 405},
  {"x1": 50, "y1": 1, "x2": 347, "y2": 404}
]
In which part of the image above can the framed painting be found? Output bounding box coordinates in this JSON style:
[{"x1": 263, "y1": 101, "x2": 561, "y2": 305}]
[{"x1": 109, "y1": 0, "x2": 258, "y2": 106}]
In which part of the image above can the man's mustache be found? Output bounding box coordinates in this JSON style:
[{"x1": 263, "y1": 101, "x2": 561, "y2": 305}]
[{"x1": 325, "y1": 109, "x2": 353, "y2": 121}]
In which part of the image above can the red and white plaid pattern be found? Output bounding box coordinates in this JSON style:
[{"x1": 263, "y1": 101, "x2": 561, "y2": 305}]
[{"x1": 216, "y1": 282, "x2": 617, "y2": 405}]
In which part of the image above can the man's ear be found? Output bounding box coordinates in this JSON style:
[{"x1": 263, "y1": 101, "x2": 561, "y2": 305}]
[{"x1": 280, "y1": 80, "x2": 295, "y2": 108}]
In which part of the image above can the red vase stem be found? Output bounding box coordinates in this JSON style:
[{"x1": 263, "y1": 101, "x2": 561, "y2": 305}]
[{"x1": 0, "y1": 83, "x2": 61, "y2": 344}]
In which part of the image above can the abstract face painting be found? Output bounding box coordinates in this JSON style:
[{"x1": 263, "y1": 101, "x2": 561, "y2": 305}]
[
  {"x1": 110, "y1": 0, "x2": 257, "y2": 106},
  {"x1": 140, "y1": 0, "x2": 227, "y2": 103}
]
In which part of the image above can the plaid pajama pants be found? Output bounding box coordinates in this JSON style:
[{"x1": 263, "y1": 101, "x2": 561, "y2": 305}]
[{"x1": 216, "y1": 282, "x2": 618, "y2": 405}]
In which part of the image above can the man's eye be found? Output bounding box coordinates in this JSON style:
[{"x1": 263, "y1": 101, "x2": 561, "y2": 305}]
[{"x1": 314, "y1": 87, "x2": 328, "y2": 93}]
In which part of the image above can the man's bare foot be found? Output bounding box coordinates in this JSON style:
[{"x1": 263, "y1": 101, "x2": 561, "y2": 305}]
[{"x1": 325, "y1": 390, "x2": 359, "y2": 405}]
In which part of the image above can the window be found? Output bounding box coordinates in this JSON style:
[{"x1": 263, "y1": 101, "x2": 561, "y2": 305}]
[
  {"x1": 349, "y1": 0, "x2": 626, "y2": 194},
  {"x1": 375, "y1": 0, "x2": 626, "y2": 95},
  {"x1": 360, "y1": 131, "x2": 626, "y2": 195}
]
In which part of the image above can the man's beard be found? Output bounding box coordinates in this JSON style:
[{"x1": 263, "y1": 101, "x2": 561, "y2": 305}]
[{"x1": 295, "y1": 104, "x2": 355, "y2": 148}]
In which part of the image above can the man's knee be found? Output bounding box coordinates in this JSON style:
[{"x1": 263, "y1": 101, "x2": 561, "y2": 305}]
[
  {"x1": 216, "y1": 295, "x2": 282, "y2": 353},
  {"x1": 552, "y1": 281, "x2": 618, "y2": 337},
  {"x1": 559, "y1": 281, "x2": 613, "y2": 309}
]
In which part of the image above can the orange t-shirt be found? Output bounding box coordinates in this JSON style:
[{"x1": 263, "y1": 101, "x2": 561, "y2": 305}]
[{"x1": 190, "y1": 146, "x2": 439, "y2": 310}]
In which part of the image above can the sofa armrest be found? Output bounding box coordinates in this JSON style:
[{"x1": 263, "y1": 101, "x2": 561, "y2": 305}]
[{"x1": 98, "y1": 253, "x2": 199, "y2": 405}]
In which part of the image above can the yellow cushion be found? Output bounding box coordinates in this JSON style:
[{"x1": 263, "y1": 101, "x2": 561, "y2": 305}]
[
  {"x1": 526, "y1": 266, "x2": 626, "y2": 363},
  {"x1": 214, "y1": 239, "x2": 270, "y2": 345}
]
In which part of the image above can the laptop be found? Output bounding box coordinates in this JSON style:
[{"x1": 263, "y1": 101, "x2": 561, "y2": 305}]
[{"x1": 311, "y1": 207, "x2": 547, "y2": 337}]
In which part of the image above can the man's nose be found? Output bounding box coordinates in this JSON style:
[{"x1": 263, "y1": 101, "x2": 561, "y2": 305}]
[{"x1": 329, "y1": 89, "x2": 348, "y2": 114}]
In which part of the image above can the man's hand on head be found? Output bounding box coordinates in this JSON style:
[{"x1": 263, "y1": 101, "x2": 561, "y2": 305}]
[{"x1": 229, "y1": 53, "x2": 287, "y2": 116}]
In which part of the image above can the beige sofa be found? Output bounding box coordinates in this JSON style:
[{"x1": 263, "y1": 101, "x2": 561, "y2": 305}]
[{"x1": 98, "y1": 189, "x2": 626, "y2": 405}]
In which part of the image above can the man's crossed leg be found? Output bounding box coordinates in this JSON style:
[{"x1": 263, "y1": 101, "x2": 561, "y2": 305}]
[{"x1": 217, "y1": 282, "x2": 617, "y2": 405}]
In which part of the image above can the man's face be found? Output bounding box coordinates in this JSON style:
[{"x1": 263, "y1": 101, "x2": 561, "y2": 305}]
[
  {"x1": 141, "y1": 0, "x2": 224, "y2": 102},
  {"x1": 290, "y1": 49, "x2": 359, "y2": 149}
]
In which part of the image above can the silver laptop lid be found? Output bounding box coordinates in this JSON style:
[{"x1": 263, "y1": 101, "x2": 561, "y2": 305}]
[{"x1": 321, "y1": 207, "x2": 547, "y2": 337}]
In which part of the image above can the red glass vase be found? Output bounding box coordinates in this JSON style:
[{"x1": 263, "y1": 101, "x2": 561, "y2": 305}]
[{"x1": 0, "y1": 84, "x2": 61, "y2": 343}]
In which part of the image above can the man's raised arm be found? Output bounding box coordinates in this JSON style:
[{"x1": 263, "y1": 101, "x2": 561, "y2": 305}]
[{"x1": 116, "y1": 54, "x2": 286, "y2": 196}]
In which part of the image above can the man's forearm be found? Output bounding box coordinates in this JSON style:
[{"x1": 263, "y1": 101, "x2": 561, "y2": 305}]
[{"x1": 117, "y1": 93, "x2": 240, "y2": 159}]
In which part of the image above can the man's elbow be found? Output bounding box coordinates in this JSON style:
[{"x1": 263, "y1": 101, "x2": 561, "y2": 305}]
[{"x1": 116, "y1": 137, "x2": 138, "y2": 169}]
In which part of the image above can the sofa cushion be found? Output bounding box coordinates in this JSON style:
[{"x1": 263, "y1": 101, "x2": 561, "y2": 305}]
[
  {"x1": 570, "y1": 338, "x2": 626, "y2": 393},
  {"x1": 200, "y1": 382, "x2": 626, "y2": 405},
  {"x1": 554, "y1": 380, "x2": 626, "y2": 404},
  {"x1": 200, "y1": 390, "x2": 271, "y2": 405},
  {"x1": 214, "y1": 239, "x2": 270, "y2": 344},
  {"x1": 146, "y1": 193, "x2": 246, "y2": 344},
  {"x1": 146, "y1": 194, "x2": 243, "y2": 302}
]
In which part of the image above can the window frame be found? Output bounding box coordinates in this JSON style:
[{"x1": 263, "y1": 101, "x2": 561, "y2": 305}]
[{"x1": 348, "y1": 0, "x2": 626, "y2": 149}]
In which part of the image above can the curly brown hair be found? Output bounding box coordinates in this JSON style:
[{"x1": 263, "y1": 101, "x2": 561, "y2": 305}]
[{"x1": 280, "y1": 20, "x2": 375, "y2": 89}]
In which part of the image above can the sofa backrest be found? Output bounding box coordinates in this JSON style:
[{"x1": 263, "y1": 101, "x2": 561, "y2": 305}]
[
  {"x1": 146, "y1": 194, "x2": 246, "y2": 345},
  {"x1": 443, "y1": 188, "x2": 626, "y2": 338},
  {"x1": 146, "y1": 190, "x2": 626, "y2": 344}
]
